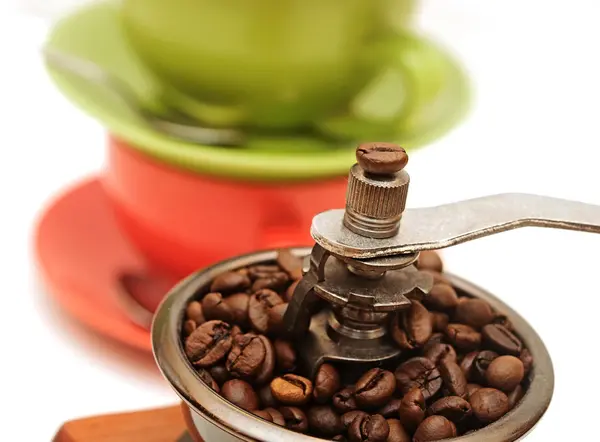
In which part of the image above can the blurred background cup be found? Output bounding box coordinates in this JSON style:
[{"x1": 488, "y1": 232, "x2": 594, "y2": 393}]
[{"x1": 121, "y1": 0, "x2": 419, "y2": 129}]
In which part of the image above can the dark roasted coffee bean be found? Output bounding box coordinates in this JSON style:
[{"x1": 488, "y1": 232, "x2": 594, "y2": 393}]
[
  {"x1": 247, "y1": 265, "x2": 280, "y2": 280},
  {"x1": 280, "y1": 406, "x2": 308, "y2": 432},
  {"x1": 413, "y1": 416, "x2": 457, "y2": 442},
  {"x1": 423, "y1": 333, "x2": 445, "y2": 353},
  {"x1": 226, "y1": 333, "x2": 266, "y2": 378},
  {"x1": 355, "y1": 368, "x2": 396, "y2": 408},
  {"x1": 221, "y1": 379, "x2": 259, "y2": 411},
  {"x1": 252, "y1": 272, "x2": 289, "y2": 292},
  {"x1": 210, "y1": 271, "x2": 251, "y2": 294},
  {"x1": 507, "y1": 384, "x2": 525, "y2": 409},
  {"x1": 254, "y1": 335, "x2": 275, "y2": 385},
  {"x1": 224, "y1": 293, "x2": 250, "y2": 327},
  {"x1": 270, "y1": 374, "x2": 313, "y2": 405},
  {"x1": 439, "y1": 359, "x2": 467, "y2": 398},
  {"x1": 398, "y1": 388, "x2": 425, "y2": 432},
  {"x1": 277, "y1": 249, "x2": 304, "y2": 280},
  {"x1": 248, "y1": 289, "x2": 284, "y2": 334},
  {"x1": 267, "y1": 303, "x2": 288, "y2": 334},
  {"x1": 482, "y1": 324, "x2": 523, "y2": 355},
  {"x1": 386, "y1": 419, "x2": 410, "y2": 442},
  {"x1": 520, "y1": 348, "x2": 533, "y2": 375},
  {"x1": 428, "y1": 396, "x2": 472, "y2": 423},
  {"x1": 376, "y1": 398, "x2": 402, "y2": 418},
  {"x1": 185, "y1": 301, "x2": 206, "y2": 325},
  {"x1": 252, "y1": 409, "x2": 273, "y2": 421},
  {"x1": 394, "y1": 357, "x2": 442, "y2": 400},
  {"x1": 333, "y1": 387, "x2": 358, "y2": 413},
  {"x1": 258, "y1": 384, "x2": 278, "y2": 408},
  {"x1": 313, "y1": 363, "x2": 341, "y2": 404},
  {"x1": 485, "y1": 355, "x2": 525, "y2": 392},
  {"x1": 202, "y1": 292, "x2": 234, "y2": 322},
  {"x1": 423, "y1": 283, "x2": 458, "y2": 311},
  {"x1": 285, "y1": 280, "x2": 300, "y2": 302},
  {"x1": 356, "y1": 142, "x2": 408, "y2": 175},
  {"x1": 459, "y1": 351, "x2": 478, "y2": 381},
  {"x1": 197, "y1": 368, "x2": 220, "y2": 393},
  {"x1": 307, "y1": 405, "x2": 344, "y2": 437},
  {"x1": 264, "y1": 407, "x2": 285, "y2": 426},
  {"x1": 209, "y1": 365, "x2": 230, "y2": 385},
  {"x1": 185, "y1": 320, "x2": 233, "y2": 367},
  {"x1": 416, "y1": 250, "x2": 443, "y2": 272},
  {"x1": 423, "y1": 342, "x2": 457, "y2": 366},
  {"x1": 274, "y1": 339, "x2": 296, "y2": 372},
  {"x1": 348, "y1": 414, "x2": 389, "y2": 442},
  {"x1": 453, "y1": 299, "x2": 495, "y2": 329},
  {"x1": 473, "y1": 350, "x2": 499, "y2": 383},
  {"x1": 469, "y1": 388, "x2": 510, "y2": 423},
  {"x1": 430, "y1": 312, "x2": 449, "y2": 332},
  {"x1": 183, "y1": 319, "x2": 197, "y2": 336},
  {"x1": 391, "y1": 301, "x2": 432, "y2": 350},
  {"x1": 445, "y1": 323, "x2": 482, "y2": 351},
  {"x1": 342, "y1": 411, "x2": 369, "y2": 429},
  {"x1": 466, "y1": 383, "x2": 482, "y2": 400}
]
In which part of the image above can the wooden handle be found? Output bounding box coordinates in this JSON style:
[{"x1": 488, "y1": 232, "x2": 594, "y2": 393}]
[{"x1": 53, "y1": 403, "x2": 204, "y2": 442}]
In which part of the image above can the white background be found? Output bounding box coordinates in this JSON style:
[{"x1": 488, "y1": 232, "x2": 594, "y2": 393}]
[{"x1": 2, "y1": 1, "x2": 600, "y2": 440}]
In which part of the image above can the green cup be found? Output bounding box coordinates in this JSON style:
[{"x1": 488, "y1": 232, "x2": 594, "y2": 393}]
[{"x1": 121, "y1": 0, "x2": 428, "y2": 131}]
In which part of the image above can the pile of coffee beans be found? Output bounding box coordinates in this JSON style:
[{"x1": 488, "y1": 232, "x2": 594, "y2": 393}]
[{"x1": 182, "y1": 249, "x2": 533, "y2": 441}]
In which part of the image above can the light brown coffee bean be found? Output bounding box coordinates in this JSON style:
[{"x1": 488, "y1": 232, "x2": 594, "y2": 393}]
[
  {"x1": 270, "y1": 374, "x2": 313, "y2": 405},
  {"x1": 424, "y1": 283, "x2": 458, "y2": 311},
  {"x1": 485, "y1": 355, "x2": 525, "y2": 392},
  {"x1": 413, "y1": 416, "x2": 457, "y2": 442},
  {"x1": 454, "y1": 299, "x2": 495, "y2": 329},
  {"x1": 469, "y1": 388, "x2": 510, "y2": 423},
  {"x1": 416, "y1": 250, "x2": 443, "y2": 272}
]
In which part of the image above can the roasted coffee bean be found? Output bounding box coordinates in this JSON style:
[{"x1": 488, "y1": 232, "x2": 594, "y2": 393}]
[
  {"x1": 376, "y1": 398, "x2": 402, "y2": 418},
  {"x1": 469, "y1": 388, "x2": 510, "y2": 423},
  {"x1": 423, "y1": 333, "x2": 445, "y2": 353},
  {"x1": 356, "y1": 142, "x2": 408, "y2": 175},
  {"x1": 274, "y1": 339, "x2": 296, "y2": 372},
  {"x1": 307, "y1": 405, "x2": 344, "y2": 437},
  {"x1": 394, "y1": 357, "x2": 442, "y2": 400},
  {"x1": 453, "y1": 299, "x2": 495, "y2": 329},
  {"x1": 386, "y1": 419, "x2": 411, "y2": 442},
  {"x1": 333, "y1": 387, "x2": 358, "y2": 413},
  {"x1": 254, "y1": 335, "x2": 275, "y2": 385},
  {"x1": 252, "y1": 272, "x2": 289, "y2": 292},
  {"x1": 231, "y1": 324, "x2": 242, "y2": 337},
  {"x1": 342, "y1": 411, "x2": 369, "y2": 429},
  {"x1": 224, "y1": 293, "x2": 250, "y2": 327},
  {"x1": 258, "y1": 384, "x2": 278, "y2": 408},
  {"x1": 247, "y1": 265, "x2": 280, "y2": 280},
  {"x1": 271, "y1": 374, "x2": 313, "y2": 405},
  {"x1": 267, "y1": 303, "x2": 288, "y2": 334},
  {"x1": 264, "y1": 407, "x2": 285, "y2": 426},
  {"x1": 253, "y1": 409, "x2": 273, "y2": 421},
  {"x1": 209, "y1": 365, "x2": 230, "y2": 385},
  {"x1": 226, "y1": 333, "x2": 266, "y2": 378},
  {"x1": 413, "y1": 416, "x2": 457, "y2": 442},
  {"x1": 280, "y1": 406, "x2": 308, "y2": 432},
  {"x1": 210, "y1": 271, "x2": 251, "y2": 294},
  {"x1": 285, "y1": 280, "x2": 300, "y2": 302},
  {"x1": 277, "y1": 249, "x2": 304, "y2": 280},
  {"x1": 202, "y1": 292, "x2": 235, "y2": 322},
  {"x1": 520, "y1": 348, "x2": 533, "y2": 375},
  {"x1": 416, "y1": 250, "x2": 443, "y2": 272},
  {"x1": 348, "y1": 414, "x2": 389, "y2": 442},
  {"x1": 439, "y1": 360, "x2": 467, "y2": 398},
  {"x1": 423, "y1": 342, "x2": 457, "y2": 366},
  {"x1": 391, "y1": 301, "x2": 432, "y2": 350},
  {"x1": 183, "y1": 319, "x2": 197, "y2": 336},
  {"x1": 423, "y1": 283, "x2": 458, "y2": 311},
  {"x1": 485, "y1": 355, "x2": 525, "y2": 392},
  {"x1": 185, "y1": 320, "x2": 233, "y2": 367},
  {"x1": 507, "y1": 384, "x2": 525, "y2": 409},
  {"x1": 445, "y1": 324, "x2": 482, "y2": 351},
  {"x1": 197, "y1": 369, "x2": 220, "y2": 393},
  {"x1": 355, "y1": 368, "x2": 396, "y2": 408},
  {"x1": 430, "y1": 312, "x2": 449, "y2": 332},
  {"x1": 473, "y1": 350, "x2": 499, "y2": 383},
  {"x1": 466, "y1": 384, "x2": 482, "y2": 400},
  {"x1": 492, "y1": 314, "x2": 514, "y2": 331},
  {"x1": 398, "y1": 388, "x2": 425, "y2": 432},
  {"x1": 459, "y1": 352, "x2": 478, "y2": 380},
  {"x1": 427, "y1": 396, "x2": 472, "y2": 423},
  {"x1": 313, "y1": 363, "x2": 341, "y2": 404},
  {"x1": 185, "y1": 301, "x2": 206, "y2": 325},
  {"x1": 482, "y1": 324, "x2": 522, "y2": 356},
  {"x1": 248, "y1": 289, "x2": 284, "y2": 334},
  {"x1": 221, "y1": 379, "x2": 259, "y2": 411}
]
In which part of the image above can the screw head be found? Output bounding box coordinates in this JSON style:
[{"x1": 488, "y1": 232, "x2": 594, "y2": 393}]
[{"x1": 356, "y1": 142, "x2": 408, "y2": 175}]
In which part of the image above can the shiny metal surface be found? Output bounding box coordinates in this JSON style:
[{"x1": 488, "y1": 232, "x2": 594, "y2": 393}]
[
  {"x1": 313, "y1": 193, "x2": 600, "y2": 259},
  {"x1": 153, "y1": 247, "x2": 554, "y2": 442}
]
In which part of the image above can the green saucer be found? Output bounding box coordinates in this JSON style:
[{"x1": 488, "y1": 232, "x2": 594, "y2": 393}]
[{"x1": 45, "y1": 1, "x2": 470, "y2": 181}]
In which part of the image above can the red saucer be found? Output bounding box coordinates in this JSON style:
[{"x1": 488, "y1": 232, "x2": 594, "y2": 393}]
[{"x1": 34, "y1": 177, "x2": 177, "y2": 352}]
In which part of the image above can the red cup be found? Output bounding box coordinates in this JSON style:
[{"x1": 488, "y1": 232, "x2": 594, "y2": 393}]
[{"x1": 102, "y1": 136, "x2": 348, "y2": 279}]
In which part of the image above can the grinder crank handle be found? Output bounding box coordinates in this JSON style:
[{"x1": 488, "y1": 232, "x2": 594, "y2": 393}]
[{"x1": 311, "y1": 193, "x2": 600, "y2": 259}]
